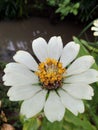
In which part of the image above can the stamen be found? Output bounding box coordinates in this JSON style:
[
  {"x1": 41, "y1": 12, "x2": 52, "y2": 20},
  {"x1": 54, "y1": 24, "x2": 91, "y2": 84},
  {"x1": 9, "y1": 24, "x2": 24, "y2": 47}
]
[{"x1": 35, "y1": 58, "x2": 66, "y2": 90}]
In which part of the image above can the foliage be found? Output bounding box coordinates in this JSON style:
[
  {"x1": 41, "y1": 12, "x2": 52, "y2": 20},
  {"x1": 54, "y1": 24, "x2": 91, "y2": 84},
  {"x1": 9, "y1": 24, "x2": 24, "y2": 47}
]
[
  {"x1": 79, "y1": 0, "x2": 98, "y2": 22},
  {"x1": 22, "y1": 117, "x2": 41, "y2": 130},
  {"x1": 41, "y1": 117, "x2": 64, "y2": 130},
  {"x1": 48, "y1": 0, "x2": 80, "y2": 20},
  {"x1": 0, "y1": 0, "x2": 97, "y2": 22},
  {"x1": 47, "y1": 0, "x2": 98, "y2": 22},
  {"x1": 0, "y1": 0, "x2": 28, "y2": 20},
  {"x1": 0, "y1": 84, "x2": 22, "y2": 129}
]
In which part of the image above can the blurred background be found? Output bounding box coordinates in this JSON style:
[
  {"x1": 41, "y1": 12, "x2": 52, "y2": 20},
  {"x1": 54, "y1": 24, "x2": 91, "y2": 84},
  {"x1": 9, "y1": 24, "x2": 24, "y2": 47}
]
[
  {"x1": 0, "y1": 0, "x2": 98, "y2": 130},
  {"x1": 0, "y1": 0, "x2": 98, "y2": 62}
]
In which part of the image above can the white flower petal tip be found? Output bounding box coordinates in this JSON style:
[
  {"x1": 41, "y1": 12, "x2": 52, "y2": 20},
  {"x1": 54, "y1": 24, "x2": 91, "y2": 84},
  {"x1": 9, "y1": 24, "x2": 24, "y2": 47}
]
[
  {"x1": 91, "y1": 27, "x2": 98, "y2": 31},
  {"x1": 65, "y1": 69, "x2": 98, "y2": 84},
  {"x1": 3, "y1": 69, "x2": 38, "y2": 86},
  {"x1": 66, "y1": 55, "x2": 95, "y2": 76},
  {"x1": 62, "y1": 84, "x2": 94, "y2": 100},
  {"x1": 3, "y1": 62, "x2": 28, "y2": 73},
  {"x1": 58, "y1": 89, "x2": 84, "y2": 115},
  {"x1": 32, "y1": 37, "x2": 48, "y2": 62},
  {"x1": 48, "y1": 36, "x2": 63, "y2": 60},
  {"x1": 91, "y1": 19, "x2": 98, "y2": 36},
  {"x1": 3, "y1": 63, "x2": 38, "y2": 87},
  {"x1": 20, "y1": 90, "x2": 47, "y2": 118},
  {"x1": 7, "y1": 85, "x2": 42, "y2": 101},
  {"x1": 2, "y1": 75, "x2": 5, "y2": 81},
  {"x1": 60, "y1": 41, "x2": 80, "y2": 67},
  {"x1": 94, "y1": 32, "x2": 98, "y2": 36},
  {"x1": 13, "y1": 50, "x2": 38, "y2": 71},
  {"x1": 44, "y1": 91, "x2": 65, "y2": 122},
  {"x1": 93, "y1": 19, "x2": 98, "y2": 27},
  {"x1": 91, "y1": 27, "x2": 94, "y2": 31}
]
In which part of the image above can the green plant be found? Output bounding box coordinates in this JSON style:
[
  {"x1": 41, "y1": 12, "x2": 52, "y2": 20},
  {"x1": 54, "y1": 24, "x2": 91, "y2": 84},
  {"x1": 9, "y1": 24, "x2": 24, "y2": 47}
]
[
  {"x1": 56, "y1": 0, "x2": 80, "y2": 19},
  {"x1": 48, "y1": 0, "x2": 98, "y2": 22},
  {"x1": 48, "y1": 0, "x2": 80, "y2": 19},
  {"x1": 0, "y1": 0, "x2": 28, "y2": 20},
  {"x1": 79, "y1": 0, "x2": 98, "y2": 22}
]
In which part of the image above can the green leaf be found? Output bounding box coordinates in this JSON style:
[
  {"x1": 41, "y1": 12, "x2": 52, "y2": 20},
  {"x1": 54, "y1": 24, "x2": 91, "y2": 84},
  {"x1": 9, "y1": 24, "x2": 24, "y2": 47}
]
[
  {"x1": 75, "y1": 3, "x2": 80, "y2": 8},
  {"x1": 78, "y1": 21, "x2": 93, "y2": 37},
  {"x1": 23, "y1": 117, "x2": 41, "y2": 130},
  {"x1": 47, "y1": 0, "x2": 57, "y2": 6},
  {"x1": 73, "y1": 36, "x2": 89, "y2": 56},
  {"x1": 41, "y1": 117, "x2": 63, "y2": 130},
  {"x1": 73, "y1": 36, "x2": 98, "y2": 70},
  {"x1": 87, "y1": 84, "x2": 98, "y2": 129},
  {"x1": 80, "y1": 39, "x2": 98, "y2": 53},
  {"x1": 64, "y1": 110, "x2": 96, "y2": 130},
  {"x1": 73, "y1": 9, "x2": 78, "y2": 15}
]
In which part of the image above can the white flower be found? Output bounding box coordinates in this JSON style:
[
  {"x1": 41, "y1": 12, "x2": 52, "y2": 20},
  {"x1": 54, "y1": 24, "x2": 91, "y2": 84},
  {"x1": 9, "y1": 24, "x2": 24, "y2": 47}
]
[
  {"x1": 3, "y1": 36, "x2": 98, "y2": 122},
  {"x1": 91, "y1": 19, "x2": 98, "y2": 36}
]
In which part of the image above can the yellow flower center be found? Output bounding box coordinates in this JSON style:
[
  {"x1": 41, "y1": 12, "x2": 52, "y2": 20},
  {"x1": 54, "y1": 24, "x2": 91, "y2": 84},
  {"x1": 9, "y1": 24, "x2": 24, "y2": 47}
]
[{"x1": 35, "y1": 58, "x2": 66, "y2": 90}]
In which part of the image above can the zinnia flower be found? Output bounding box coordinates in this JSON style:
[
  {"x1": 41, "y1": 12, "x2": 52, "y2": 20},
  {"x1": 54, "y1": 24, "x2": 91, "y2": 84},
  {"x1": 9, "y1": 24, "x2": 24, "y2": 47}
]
[
  {"x1": 3, "y1": 36, "x2": 98, "y2": 122},
  {"x1": 91, "y1": 19, "x2": 98, "y2": 36}
]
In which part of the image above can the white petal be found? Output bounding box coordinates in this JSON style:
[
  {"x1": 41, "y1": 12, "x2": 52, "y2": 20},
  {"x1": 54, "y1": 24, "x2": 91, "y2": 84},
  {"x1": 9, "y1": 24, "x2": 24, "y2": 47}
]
[
  {"x1": 44, "y1": 91, "x2": 65, "y2": 122},
  {"x1": 7, "y1": 85, "x2": 42, "y2": 101},
  {"x1": 4, "y1": 62, "x2": 32, "y2": 73},
  {"x1": 32, "y1": 37, "x2": 48, "y2": 62},
  {"x1": 20, "y1": 90, "x2": 47, "y2": 118},
  {"x1": 93, "y1": 20, "x2": 98, "y2": 27},
  {"x1": 62, "y1": 83, "x2": 94, "y2": 100},
  {"x1": 58, "y1": 89, "x2": 84, "y2": 115},
  {"x1": 91, "y1": 26, "x2": 98, "y2": 31},
  {"x1": 94, "y1": 32, "x2": 98, "y2": 36},
  {"x1": 60, "y1": 42, "x2": 80, "y2": 67},
  {"x1": 3, "y1": 69, "x2": 38, "y2": 86},
  {"x1": 66, "y1": 56, "x2": 95, "y2": 76},
  {"x1": 13, "y1": 50, "x2": 38, "y2": 71},
  {"x1": 48, "y1": 36, "x2": 63, "y2": 60},
  {"x1": 3, "y1": 63, "x2": 38, "y2": 82},
  {"x1": 64, "y1": 69, "x2": 98, "y2": 84}
]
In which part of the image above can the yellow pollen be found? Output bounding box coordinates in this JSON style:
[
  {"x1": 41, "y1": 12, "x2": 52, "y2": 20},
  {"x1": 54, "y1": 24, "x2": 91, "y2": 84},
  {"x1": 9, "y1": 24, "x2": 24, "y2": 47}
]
[{"x1": 35, "y1": 58, "x2": 66, "y2": 89}]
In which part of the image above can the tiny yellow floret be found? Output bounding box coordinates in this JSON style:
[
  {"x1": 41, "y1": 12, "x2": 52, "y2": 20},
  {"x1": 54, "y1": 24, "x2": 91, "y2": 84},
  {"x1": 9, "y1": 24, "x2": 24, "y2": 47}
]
[{"x1": 35, "y1": 58, "x2": 66, "y2": 90}]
